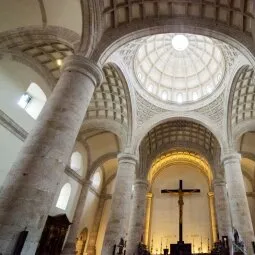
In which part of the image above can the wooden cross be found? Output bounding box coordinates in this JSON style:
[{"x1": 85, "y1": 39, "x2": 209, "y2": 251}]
[{"x1": 161, "y1": 180, "x2": 200, "y2": 243}]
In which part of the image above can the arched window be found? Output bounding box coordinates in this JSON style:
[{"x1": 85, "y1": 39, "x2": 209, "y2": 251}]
[
  {"x1": 56, "y1": 183, "x2": 71, "y2": 210},
  {"x1": 70, "y1": 152, "x2": 82, "y2": 172},
  {"x1": 92, "y1": 171, "x2": 101, "y2": 190},
  {"x1": 18, "y1": 82, "x2": 47, "y2": 119},
  {"x1": 177, "y1": 93, "x2": 183, "y2": 104}
]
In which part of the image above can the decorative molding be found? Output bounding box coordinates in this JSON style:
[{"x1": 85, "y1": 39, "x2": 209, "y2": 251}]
[
  {"x1": 64, "y1": 166, "x2": 84, "y2": 185},
  {"x1": 195, "y1": 93, "x2": 225, "y2": 127},
  {"x1": 135, "y1": 92, "x2": 167, "y2": 127},
  {"x1": 0, "y1": 110, "x2": 27, "y2": 141}
]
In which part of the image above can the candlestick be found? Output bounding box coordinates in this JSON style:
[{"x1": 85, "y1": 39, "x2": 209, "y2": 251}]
[{"x1": 201, "y1": 236, "x2": 203, "y2": 253}]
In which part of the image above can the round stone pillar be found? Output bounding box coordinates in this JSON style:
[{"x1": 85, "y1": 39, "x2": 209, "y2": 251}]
[
  {"x1": 126, "y1": 179, "x2": 148, "y2": 255},
  {"x1": 62, "y1": 180, "x2": 92, "y2": 254},
  {"x1": 102, "y1": 153, "x2": 137, "y2": 255},
  {"x1": 213, "y1": 178, "x2": 232, "y2": 242},
  {"x1": 222, "y1": 153, "x2": 255, "y2": 253},
  {"x1": 0, "y1": 55, "x2": 103, "y2": 254},
  {"x1": 207, "y1": 192, "x2": 217, "y2": 244},
  {"x1": 144, "y1": 193, "x2": 153, "y2": 246}
]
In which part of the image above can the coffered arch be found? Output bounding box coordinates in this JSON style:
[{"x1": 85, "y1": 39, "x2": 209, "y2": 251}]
[
  {"x1": 0, "y1": 27, "x2": 78, "y2": 90},
  {"x1": 93, "y1": 1, "x2": 255, "y2": 64},
  {"x1": 228, "y1": 65, "x2": 255, "y2": 144},
  {"x1": 85, "y1": 63, "x2": 133, "y2": 146},
  {"x1": 101, "y1": 0, "x2": 253, "y2": 34},
  {"x1": 138, "y1": 119, "x2": 221, "y2": 179}
]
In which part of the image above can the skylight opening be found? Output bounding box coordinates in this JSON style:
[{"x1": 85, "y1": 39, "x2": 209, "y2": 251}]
[{"x1": 172, "y1": 35, "x2": 189, "y2": 51}]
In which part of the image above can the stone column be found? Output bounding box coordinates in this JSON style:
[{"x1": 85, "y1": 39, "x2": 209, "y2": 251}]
[
  {"x1": 222, "y1": 153, "x2": 255, "y2": 254},
  {"x1": 126, "y1": 179, "x2": 148, "y2": 255},
  {"x1": 207, "y1": 192, "x2": 217, "y2": 244},
  {"x1": 144, "y1": 193, "x2": 153, "y2": 246},
  {"x1": 213, "y1": 179, "x2": 232, "y2": 242},
  {"x1": 62, "y1": 180, "x2": 92, "y2": 254},
  {"x1": 0, "y1": 55, "x2": 103, "y2": 255},
  {"x1": 86, "y1": 194, "x2": 110, "y2": 255},
  {"x1": 102, "y1": 153, "x2": 137, "y2": 255}
]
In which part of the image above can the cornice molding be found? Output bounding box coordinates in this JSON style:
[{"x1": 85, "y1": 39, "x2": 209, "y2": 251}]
[{"x1": 0, "y1": 110, "x2": 27, "y2": 141}]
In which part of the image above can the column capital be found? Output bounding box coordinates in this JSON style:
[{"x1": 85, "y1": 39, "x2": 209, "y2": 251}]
[
  {"x1": 134, "y1": 179, "x2": 148, "y2": 187},
  {"x1": 221, "y1": 152, "x2": 241, "y2": 164},
  {"x1": 62, "y1": 55, "x2": 104, "y2": 87},
  {"x1": 213, "y1": 178, "x2": 226, "y2": 186},
  {"x1": 146, "y1": 192, "x2": 153, "y2": 199},
  {"x1": 117, "y1": 153, "x2": 138, "y2": 165},
  {"x1": 207, "y1": 191, "x2": 214, "y2": 198}
]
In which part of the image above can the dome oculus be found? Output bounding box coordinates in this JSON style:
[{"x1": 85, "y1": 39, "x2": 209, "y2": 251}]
[
  {"x1": 134, "y1": 33, "x2": 225, "y2": 104},
  {"x1": 172, "y1": 35, "x2": 189, "y2": 51}
]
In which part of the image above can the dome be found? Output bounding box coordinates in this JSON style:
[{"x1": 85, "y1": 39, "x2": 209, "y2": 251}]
[{"x1": 134, "y1": 33, "x2": 225, "y2": 104}]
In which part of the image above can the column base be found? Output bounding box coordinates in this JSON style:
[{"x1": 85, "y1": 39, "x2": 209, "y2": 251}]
[{"x1": 61, "y1": 242, "x2": 76, "y2": 255}]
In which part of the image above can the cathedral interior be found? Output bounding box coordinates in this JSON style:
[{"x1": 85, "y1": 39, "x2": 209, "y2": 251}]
[{"x1": 0, "y1": 1, "x2": 255, "y2": 255}]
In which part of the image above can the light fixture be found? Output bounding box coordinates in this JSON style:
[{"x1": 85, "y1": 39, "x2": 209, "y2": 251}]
[
  {"x1": 172, "y1": 35, "x2": 189, "y2": 51},
  {"x1": 56, "y1": 59, "x2": 63, "y2": 66}
]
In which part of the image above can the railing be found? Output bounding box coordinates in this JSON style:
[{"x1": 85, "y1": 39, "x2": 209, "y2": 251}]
[{"x1": 233, "y1": 242, "x2": 246, "y2": 255}]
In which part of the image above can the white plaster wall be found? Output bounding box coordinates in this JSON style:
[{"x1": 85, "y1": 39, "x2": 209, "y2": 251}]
[
  {"x1": 96, "y1": 199, "x2": 113, "y2": 255},
  {"x1": 43, "y1": 0, "x2": 82, "y2": 35},
  {"x1": 79, "y1": 190, "x2": 100, "y2": 249},
  {"x1": 86, "y1": 133, "x2": 118, "y2": 162},
  {"x1": 0, "y1": 58, "x2": 50, "y2": 187},
  {"x1": 0, "y1": 0, "x2": 42, "y2": 32},
  {"x1": 243, "y1": 175, "x2": 255, "y2": 231},
  {"x1": 0, "y1": 58, "x2": 49, "y2": 132},
  {"x1": 150, "y1": 164, "x2": 211, "y2": 254},
  {"x1": 49, "y1": 173, "x2": 82, "y2": 221},
  {"x1": 0, "y1": 126, "x2": 23, "y2": 186}
]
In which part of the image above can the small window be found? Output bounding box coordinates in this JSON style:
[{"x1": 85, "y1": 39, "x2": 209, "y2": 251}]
[
  {"x1": 192, "y1": 92, "x2": 198, "y2": 101},
  {"x1": 177, "y1": 93, "x2": 183, "y2": 104},
  {"x1": 18, "y1": 82, "x2": 47, "y2": 119},
  {"x1": 161, "y1": 91, "x2": 168, "y2": 101},
  {"x1": 70, "y1": 152, "x2": 82, "y2": 172},
  {"x1": 56, "y1": 183, "x2": 71, "y2": 210},
  {"x1": 18, "y1": 93, "x2": 32, "y2": 109}
]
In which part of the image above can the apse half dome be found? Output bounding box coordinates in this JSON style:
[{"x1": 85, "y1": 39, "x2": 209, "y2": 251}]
[{"x1": 134, "y1": 33, "x2": 225, "y2": 104}]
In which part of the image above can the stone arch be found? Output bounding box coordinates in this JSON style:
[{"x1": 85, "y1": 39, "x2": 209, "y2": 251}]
[
  {"x1": 93, "y1": 20, "x2": 255, "y2": 65},
  {"x1": 87, "y1": 152, "x2": 118, "y2": 180},
  {"x1": 147, "y1": 150, "x2": 213, "y2": 192},
  {"x1": 85, "y1": 63, "x2": 133, "y2": 146},
  {"x1": 137, "y1": 119, "x2": 221, "y2": 181},
  {"x1": 131, "y1": 112, "x2": 224, "y2": 155},
  {"x1": 227, "y1": 65, "x2": 255, "y2": 144},
  {"x1": 0, "y1": 26, "x2": 77, "y2": 90}
]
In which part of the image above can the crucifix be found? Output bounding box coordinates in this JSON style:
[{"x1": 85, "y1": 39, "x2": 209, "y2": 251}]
[{"x1": 161, "y1": 180, "x2": 200, "y2": 243}]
